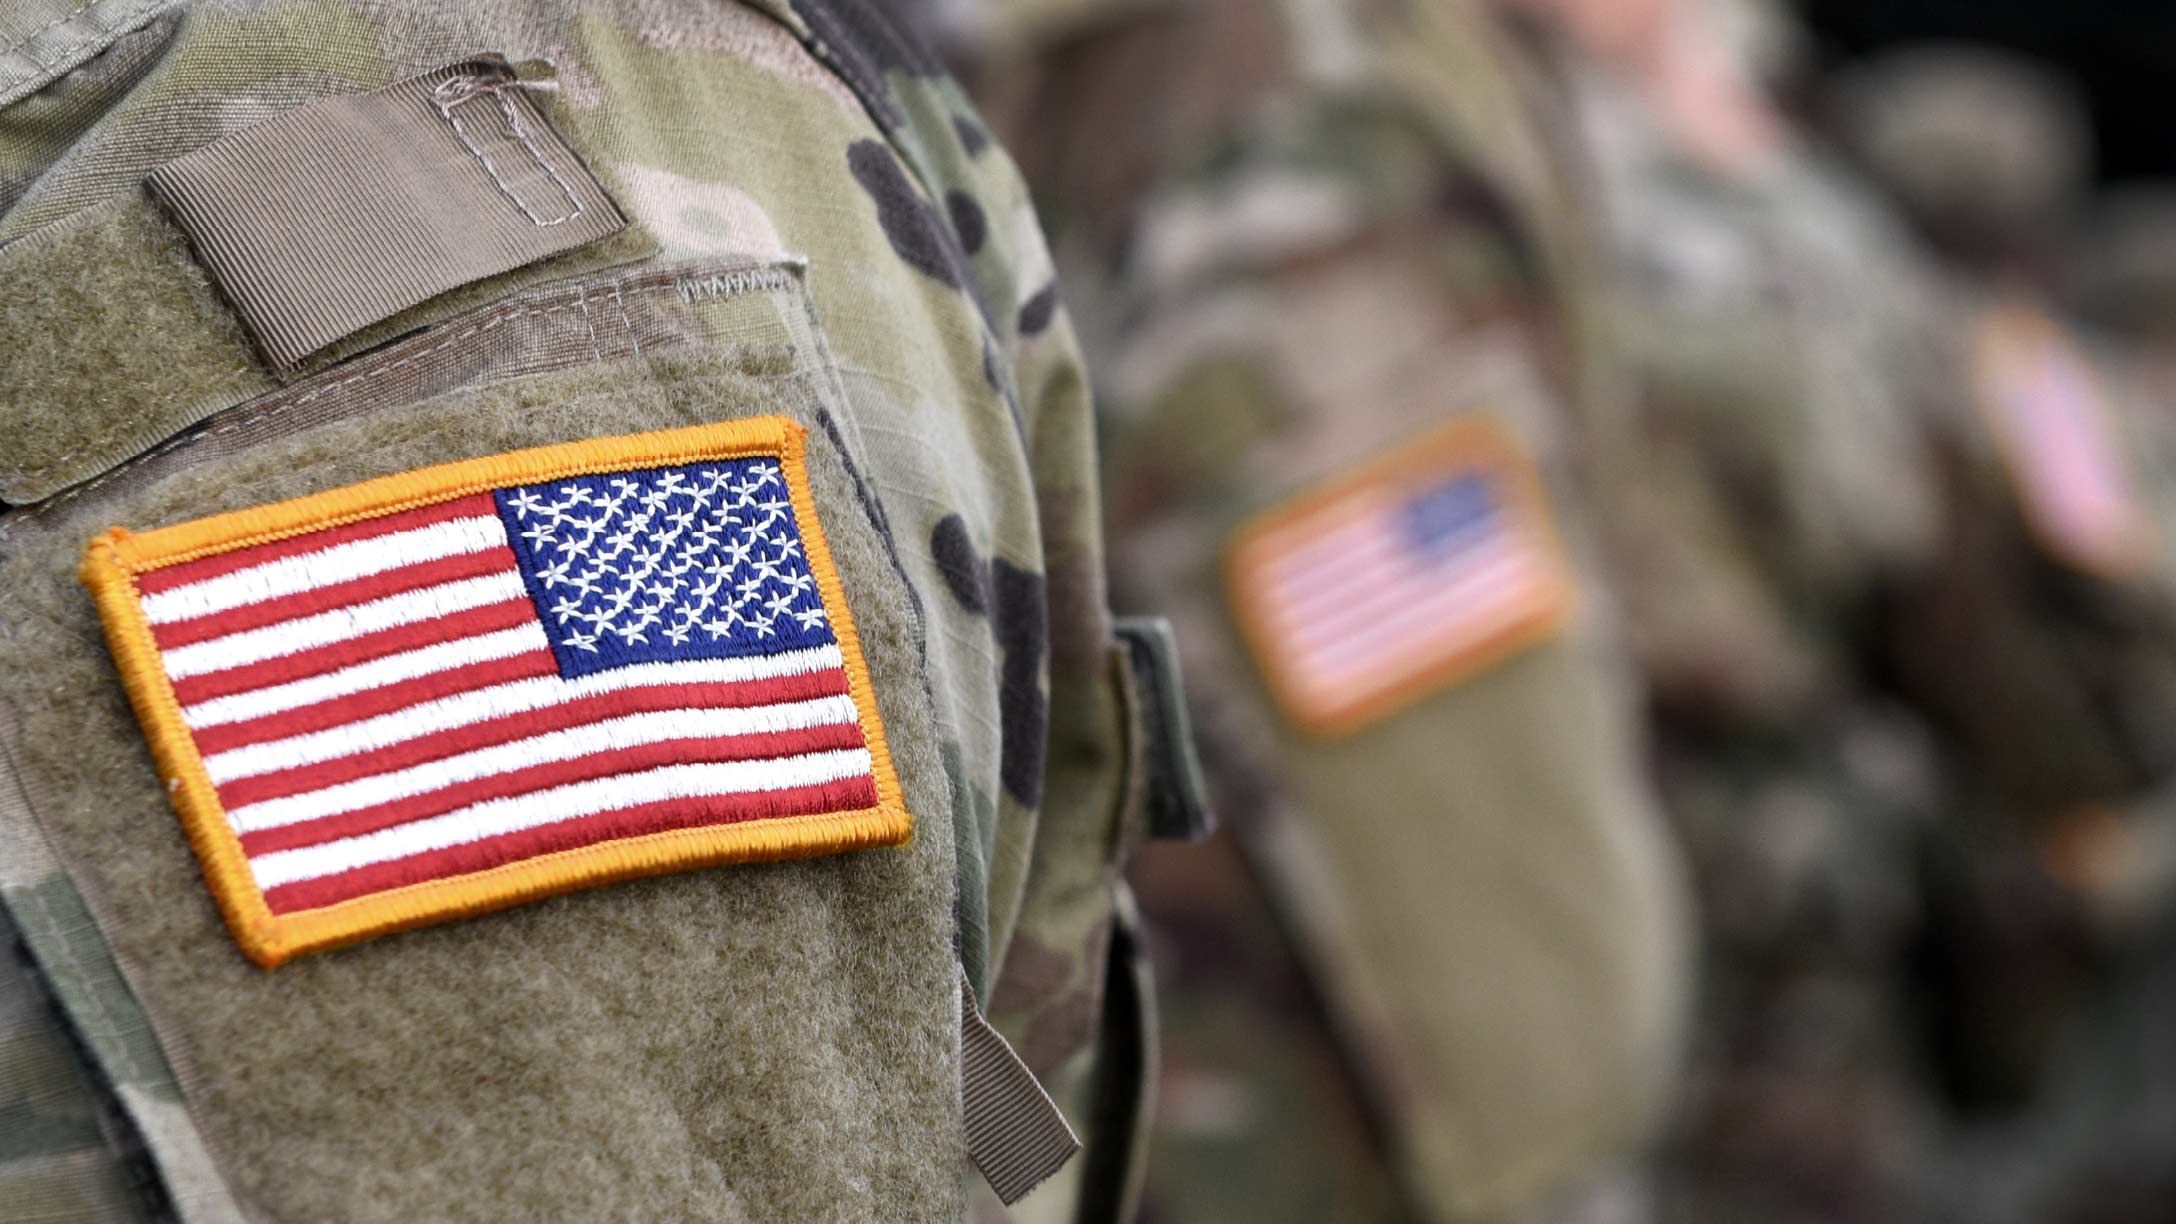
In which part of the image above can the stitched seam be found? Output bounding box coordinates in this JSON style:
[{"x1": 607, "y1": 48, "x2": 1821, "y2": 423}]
[
  {"x1": 494, "y1": 88, "x2": 587, "y2": 224},
  {"x1": 4, "y1": 271, "x2": 800, "y2": 531},
  {"x1": 433, "y1": 73, "x2": 582, "y2": 228},
  {"x1": 2, "y1": 0, "x2": 98, "y2": 67},
  {"x1": 8, "y1": 270, "x2": 796, "y2": 488},
  {"x1": 2, "y1": 360, "x2": 259, "y2": 490},
  {"x1": 610, "y1": 283, "x2": 642, "y2": 359},
  {"x1": 574, "y1": 284, "x2": 600, "y2": 359}
]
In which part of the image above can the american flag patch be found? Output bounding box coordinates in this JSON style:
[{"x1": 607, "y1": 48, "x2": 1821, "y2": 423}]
[
  {"x1": 1227, "y1": 420, "x2": 1573, "y2": 736},
  {"x1": 80, "y1": 418, "x2": 910, "y2": 967},
  {"x1": 1975, "y1": 299, "x2": 2152, "y2": 577}
]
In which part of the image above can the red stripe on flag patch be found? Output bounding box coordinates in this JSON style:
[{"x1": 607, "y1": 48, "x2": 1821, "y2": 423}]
[
  {"x1": 185, "y1": 650, "x2": 564, "y2": 756},
  {"x1": 210, "y1": 671, "x2": 856, "y2": 809},
  {"x1": 237, "y1": 721, "x2": 872, "y2": 856},
  {"x1": 260, "y1": 775, "x2": 884, "y2": 914},
  {"x1": 133, "y1": 494, "x2": 499, "y2": 593},
  {"x1": 168, "y1": 599, "x2": 538, "y2": 706},
  {"x1": 151, "y1": 546, "x2": 521, "y2": 650}
]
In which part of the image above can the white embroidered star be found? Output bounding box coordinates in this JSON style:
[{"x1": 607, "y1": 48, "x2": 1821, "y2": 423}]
[
  {"x1": 534, "y1": 559, "x2": 575, "y2": 590},
  {"x1": 793, "y1": 607, "x2": 828, "y2": 630}
]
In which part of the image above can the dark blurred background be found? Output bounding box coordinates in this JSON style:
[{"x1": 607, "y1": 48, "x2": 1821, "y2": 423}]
[{"x1": 1802, "y1": 0, "x2": 2176, "y2": 182}]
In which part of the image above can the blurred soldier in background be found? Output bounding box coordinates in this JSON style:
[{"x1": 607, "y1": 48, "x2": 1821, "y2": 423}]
[
  {"x1": 1834, "y1": 45, "x2": 2176, "y2": 1221},
  {"x1": 1518, "y1": 5, "x2": 2176, "y2": 1220},
  {"x1": 1501, "y1": 3, "x2": 1960, "y2": 1217},
  {"x1": 942, "y1": 2, "x2": 1696, "y2": 1221}
]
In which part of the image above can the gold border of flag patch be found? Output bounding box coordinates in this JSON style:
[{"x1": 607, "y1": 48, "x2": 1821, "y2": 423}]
[
  {"x1": 1225, "y1": 418, "x2": 1575, "y2": 737},
  {"x1": 80, "y1": 417, "x2": 912, "y2": 968}
]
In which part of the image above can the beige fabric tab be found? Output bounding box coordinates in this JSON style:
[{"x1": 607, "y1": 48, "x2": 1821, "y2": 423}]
[
  {"x1": 144, "y1": 58, "x2": 625, "y2": 368},
  {"x1": 961, "y1": 973, "x2": 1080, "y2": 1205}
]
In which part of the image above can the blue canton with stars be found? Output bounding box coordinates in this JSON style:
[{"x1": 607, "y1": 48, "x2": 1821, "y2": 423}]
[
  {"x1": 1399, "y1": 471, "x2": 1503, "y2": 561},
  {"x1": 493, "y1": 458, "x2": 836, "y2": 679}
]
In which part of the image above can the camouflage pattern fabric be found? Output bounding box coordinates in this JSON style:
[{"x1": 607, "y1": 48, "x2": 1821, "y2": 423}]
[
  {"x1": 957, "y1": 1, "x2": 1695, "y2": 1220},
  {"x1": 1827, "y1": 43, "x2": 2176, "y2": 1221},
  {"x1": 0, "y1": 2, "x2": 1150, "y2": 1219}
]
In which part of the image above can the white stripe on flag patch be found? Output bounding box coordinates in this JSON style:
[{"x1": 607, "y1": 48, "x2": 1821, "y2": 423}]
[
  {"x1": 180, "y1": 624, "x2": 554, "y2": 729},
  {"x1": 1274, "y1": 536, "x2": 1530, "y2": 655},
  {"x1": 1289, "y1": 554, "x2": 1534, "y2": 691},
  {"x1": 225, "y1": 696, "x2": 864, "y2": 833},
  {"x1": 201, "y1": 645, "x2": 848, "y2": 784},
  {"x1": 1265, "y1": 521, "x2": 1509, "y2": 628},
  {"x1": 159, "y1": 571, "x2": 530, "y2": 680},
  {"x1": 248, "y1": 748, "x2": 878, "y2": 889},
  {"x1": 140, "y1": 514, "x2": 510, "y2": 625}
]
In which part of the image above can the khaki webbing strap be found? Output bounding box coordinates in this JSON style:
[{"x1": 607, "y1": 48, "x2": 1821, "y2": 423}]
[
  {"x1": 961, "y1": 972, "x2": 1080, "y2": 1205},
  {"x1": 145, "y1": 59, "x2": 625, "y2": 368}
]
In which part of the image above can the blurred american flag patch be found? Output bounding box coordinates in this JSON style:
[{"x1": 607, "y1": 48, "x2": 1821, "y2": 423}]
[
  {"x1": 1226, "y1": 420, "x2": 1573, "y2": 736},
  {"x1": 1975, "y1": 298, "x2": 2152, "y2": 577}
]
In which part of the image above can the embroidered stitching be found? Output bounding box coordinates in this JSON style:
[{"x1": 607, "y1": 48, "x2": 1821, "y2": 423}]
[
  {"x1": 79, "y1": 418, "x2": 912, "y2": 967},
  {"x1": 610, "y1": 284, "x2": 643, "y2": 358},
  {"x1": 2, "y1": 0, "x2": 99, "y2": 69},
  {"x1": 432, "y1": 70, "x2": 584, "y2": 228},
  {"x1": 4, "y1": 268, "x2": 800, "y2": 522},
  {"x1": 677, "y1": 268, "x2": 797, "y2": 303}
]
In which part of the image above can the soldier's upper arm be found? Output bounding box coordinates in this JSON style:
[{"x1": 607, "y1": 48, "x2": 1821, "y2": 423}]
[{"x1": 0, "y1": 3, "x2": 1157, "y2": 1219}]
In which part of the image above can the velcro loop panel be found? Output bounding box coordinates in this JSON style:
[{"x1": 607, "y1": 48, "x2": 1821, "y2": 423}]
[
  {"x1": 0, "y1": 195, "x2": 277, "y2": 506},
  {"x1": 145, "y1": 58, "x2": 625, "y2": 369},
  {"x1": 960, "y1": 973, "x2": 1080, "y2": 1204}
]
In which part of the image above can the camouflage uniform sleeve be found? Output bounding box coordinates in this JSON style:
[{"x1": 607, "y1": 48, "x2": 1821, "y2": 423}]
[
  {"x1": 0, "y1": 2, "x2": 1137, "y2": 1220},
  {"x1": 756, "y1": 0, "x2": 1140, "y2": 1076}
]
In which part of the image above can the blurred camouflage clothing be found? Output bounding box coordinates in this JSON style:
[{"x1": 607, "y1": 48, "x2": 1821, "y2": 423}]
[
  {"x1": 0, "y1": 2, "x2": 1176, "y2": 1220},
  {"x1": 1825, "y1": 43, "x2": 2176, "y2": 1222},
  {"x1": 1830, "y1": 45, "x2": 2091, "y2": 274},
  {"x1": 957, "y1": 1, "x2": 1696, "y2": 1220},
  {"x1": 1531, "y1": 6, "x2": 2176, "y2": 1220},
  {"x1": 2070, "y1": 186, "x2": 2176, "y2": 360}
]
